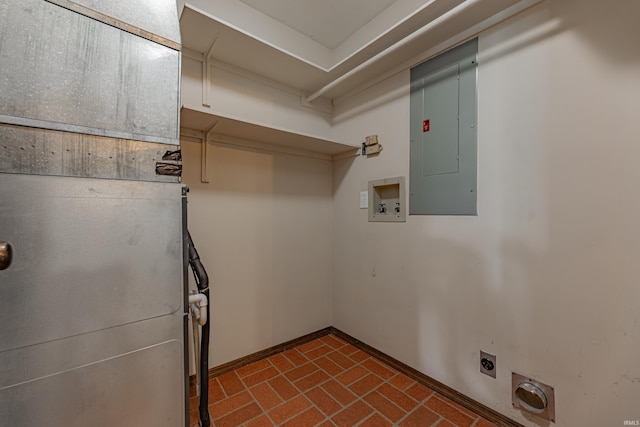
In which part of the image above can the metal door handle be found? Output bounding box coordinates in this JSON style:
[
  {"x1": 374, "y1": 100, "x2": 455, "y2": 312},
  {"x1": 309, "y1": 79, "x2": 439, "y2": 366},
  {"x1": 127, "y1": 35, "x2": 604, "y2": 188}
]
[{"x1": 0, "y1": 241, "x2": 12, "y2": 270}]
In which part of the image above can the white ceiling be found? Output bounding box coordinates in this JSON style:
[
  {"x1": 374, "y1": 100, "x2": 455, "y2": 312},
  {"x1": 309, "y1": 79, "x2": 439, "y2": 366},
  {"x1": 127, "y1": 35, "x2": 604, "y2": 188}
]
[{"x1": 237, "y1": 0, "x2": 397, "y2": 49}]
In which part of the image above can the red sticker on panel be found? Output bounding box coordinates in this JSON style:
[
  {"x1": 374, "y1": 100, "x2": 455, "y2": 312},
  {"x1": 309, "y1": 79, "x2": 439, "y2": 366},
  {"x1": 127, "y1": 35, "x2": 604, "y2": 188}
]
[{"x1": 423, "y1": 120, "x2": 430, "y2": 132}]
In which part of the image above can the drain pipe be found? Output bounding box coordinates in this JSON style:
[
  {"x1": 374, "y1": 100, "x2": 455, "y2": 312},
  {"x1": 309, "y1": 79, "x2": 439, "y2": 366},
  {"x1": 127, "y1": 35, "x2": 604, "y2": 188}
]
[
  {"x1": 187, "y1": 231, "x2": 210, "y2": 427},
  {"x1": 190, "y1": 292, "x2": 202, "y2": 423},
  {"x1": 189, "y1": 293, "x2": 208, "y2": 326}
]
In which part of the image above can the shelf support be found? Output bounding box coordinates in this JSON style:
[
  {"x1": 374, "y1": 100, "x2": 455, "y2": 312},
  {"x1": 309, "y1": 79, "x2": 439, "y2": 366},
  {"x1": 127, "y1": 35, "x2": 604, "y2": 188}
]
[
  {"x1": 200, "y1": 138, "x2": 209, "y2": 183},
  {"x1": 200, "y1": 121, "x2": 220, "y2": 183},
  {"x1": 202, "y1": 33, "x2": 219, "y2": 108}
]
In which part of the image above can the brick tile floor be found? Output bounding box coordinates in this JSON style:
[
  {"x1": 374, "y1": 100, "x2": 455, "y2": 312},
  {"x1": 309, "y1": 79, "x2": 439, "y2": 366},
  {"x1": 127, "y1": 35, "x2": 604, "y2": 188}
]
[{"x1": 190, "y1": 334, "x2": 498, "y2": 427}]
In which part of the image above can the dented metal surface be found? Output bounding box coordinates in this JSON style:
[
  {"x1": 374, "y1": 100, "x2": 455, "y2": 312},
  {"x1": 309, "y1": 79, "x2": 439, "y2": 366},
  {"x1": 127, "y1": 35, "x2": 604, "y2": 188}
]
[
  {"x1": 0, "y1": 0, "x2": 187, "y2": 425},
  {"x1": 0, "y1": 0, "x2": 180, "y2": 145},
  {"x1": 45, "y1": 0, "x2": 182, "y2": 47},
  {"x1": 0, "y1": 124, "x2": 179, "y2": 182}
]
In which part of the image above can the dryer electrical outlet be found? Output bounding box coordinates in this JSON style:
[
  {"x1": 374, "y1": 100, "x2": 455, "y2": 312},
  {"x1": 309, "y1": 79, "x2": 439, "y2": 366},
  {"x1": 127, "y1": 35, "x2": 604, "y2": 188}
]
[{"x1": 480, "y1": 351, "x2": 497, "y2": 378}]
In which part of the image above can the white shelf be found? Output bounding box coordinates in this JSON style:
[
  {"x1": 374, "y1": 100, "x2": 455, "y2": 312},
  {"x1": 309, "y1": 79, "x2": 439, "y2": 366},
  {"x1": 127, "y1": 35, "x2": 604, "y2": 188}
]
[
  {"x1": 179, "y1": 0, "x2": 541, "y2": 157},
  {"x1": 179, "y1": 0, "x2": 539, "y2": 101},
  {"x1": 180, "y1": 107, "x2": 359, "y2": 158}
]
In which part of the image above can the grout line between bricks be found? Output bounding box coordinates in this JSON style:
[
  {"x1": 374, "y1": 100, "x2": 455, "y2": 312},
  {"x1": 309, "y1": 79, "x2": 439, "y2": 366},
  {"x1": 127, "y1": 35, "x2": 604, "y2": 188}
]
[{"x1": 202, "y1": 335, "x2": 497, "y2": 427}]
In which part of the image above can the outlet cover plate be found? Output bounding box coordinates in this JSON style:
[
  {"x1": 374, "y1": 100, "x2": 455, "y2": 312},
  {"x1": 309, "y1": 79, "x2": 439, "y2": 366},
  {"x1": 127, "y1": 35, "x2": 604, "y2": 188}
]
[{"x1": 480, "y1": 351, "x2": 496, "y2": 378}]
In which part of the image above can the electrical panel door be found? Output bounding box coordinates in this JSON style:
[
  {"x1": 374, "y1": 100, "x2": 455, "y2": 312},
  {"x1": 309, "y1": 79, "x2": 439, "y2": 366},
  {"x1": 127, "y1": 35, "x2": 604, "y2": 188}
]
[{"x1": 410, "y1": 39, "x2": 478, "y2": 215}]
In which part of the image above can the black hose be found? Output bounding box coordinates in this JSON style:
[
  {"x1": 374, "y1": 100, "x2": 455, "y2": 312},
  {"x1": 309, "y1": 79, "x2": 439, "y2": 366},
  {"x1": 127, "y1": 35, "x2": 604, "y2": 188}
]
[{"x1": 186, "y1": 231, "x2": 210, "y2": 427}]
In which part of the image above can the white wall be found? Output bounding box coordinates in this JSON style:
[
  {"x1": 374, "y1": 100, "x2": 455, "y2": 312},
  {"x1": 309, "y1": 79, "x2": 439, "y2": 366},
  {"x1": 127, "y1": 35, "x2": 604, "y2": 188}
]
[
  {"x1": 331, "y1": 0, "x2": 640, "y2": 426},
  {"x1": 182, "y1": 138, "x2": 333, "y2": 366}
]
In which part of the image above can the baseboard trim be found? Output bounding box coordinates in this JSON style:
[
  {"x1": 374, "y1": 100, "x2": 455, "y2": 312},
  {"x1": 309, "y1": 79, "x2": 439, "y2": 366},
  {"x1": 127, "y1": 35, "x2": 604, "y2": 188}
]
[
  {"x1": 329, "y1": 327, "x2": 524, "y2": 427},
  {"x1": 191, "y1": 326, "x2": 523, "y2": 427},
  {"x1": 189, "y1": 327, "x2": 332, "y2": 387}
]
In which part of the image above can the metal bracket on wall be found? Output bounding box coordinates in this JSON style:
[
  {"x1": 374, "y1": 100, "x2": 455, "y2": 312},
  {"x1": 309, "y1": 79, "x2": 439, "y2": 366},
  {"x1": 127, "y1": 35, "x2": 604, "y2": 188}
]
[
  {"x1": 201, "y1": 140, "x2": 209, "y2": 183},
  {"x1": 200, "y1": 122, "x2": 220, "y2": 184}
]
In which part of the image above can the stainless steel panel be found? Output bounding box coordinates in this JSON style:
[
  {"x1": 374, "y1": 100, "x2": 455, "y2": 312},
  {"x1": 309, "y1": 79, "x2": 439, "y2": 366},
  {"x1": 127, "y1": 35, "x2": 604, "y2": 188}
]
[
  {"x1": 0, "y1": 0, "x2": 180, "y2": 145},
  {"x1": 0, "y1": 314, "x2": 182, "y2": 389},
  {"x1": 0, "y1": 340, "x2": 184, "y2": 427},
  {"x1": 46, "y1": 0, "x2": 182, "y2": 47},
  {"x1": 0, "y1": 174, "x2": 184, "y2": 353},
  {"x1": 0, "y1": 124, "x2": 179, "y2": 182}
]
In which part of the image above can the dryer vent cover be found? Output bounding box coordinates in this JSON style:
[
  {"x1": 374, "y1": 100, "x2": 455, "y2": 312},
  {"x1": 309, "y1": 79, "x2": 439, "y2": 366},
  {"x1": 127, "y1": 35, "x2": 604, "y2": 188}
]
[{"x1": 512, "y1": 372, "x2": 555, "y2": 422}]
